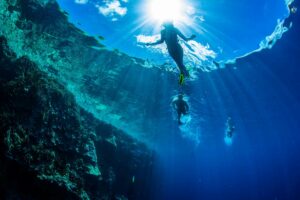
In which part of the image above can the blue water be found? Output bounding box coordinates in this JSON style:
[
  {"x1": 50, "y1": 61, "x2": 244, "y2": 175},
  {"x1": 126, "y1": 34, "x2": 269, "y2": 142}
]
[
  {"x1": 57, "y1": 0, "x2": 289, "y2": 65},
  {"x1": 148, "y1": 7, "x2": 300, "y2": 199},
  {"x1": 58, "y1": 0, "x2": 300, "y2": 199}
]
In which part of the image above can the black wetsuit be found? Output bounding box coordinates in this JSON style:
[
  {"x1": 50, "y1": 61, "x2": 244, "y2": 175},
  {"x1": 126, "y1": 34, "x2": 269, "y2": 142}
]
[
  {"x1": 161, "y1": 27, "x2": 187, "y2": 75},
  {"x1": 173, "y1": 98, "x2": 189, "y2": 124}
]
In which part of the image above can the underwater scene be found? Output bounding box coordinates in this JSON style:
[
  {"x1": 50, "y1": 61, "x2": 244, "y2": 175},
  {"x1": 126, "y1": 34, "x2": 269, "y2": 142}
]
[{"x1": 0, "y1": 0, "x2": 300, "y2": 199}]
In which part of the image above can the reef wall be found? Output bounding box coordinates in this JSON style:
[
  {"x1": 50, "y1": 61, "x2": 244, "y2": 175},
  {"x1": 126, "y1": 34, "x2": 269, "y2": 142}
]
[
  {"x1": 0, "y1": 35, "x2": 152, "y2": 199},
  {"x1": 0, "y1": 0, "x2": 179, "y2": 138}
]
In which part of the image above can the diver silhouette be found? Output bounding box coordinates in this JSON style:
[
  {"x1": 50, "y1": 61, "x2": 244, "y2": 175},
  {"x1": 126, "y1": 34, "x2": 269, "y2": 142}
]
[
  {"x1": 145, "y1": 21, "x2": 196, "y2": 84},
  {"x1": 225, "y1": 117, "x2": 235, "y2": 138},
  {"x1": 172, "y1": 94, "x2": 189, "y2": 125}
]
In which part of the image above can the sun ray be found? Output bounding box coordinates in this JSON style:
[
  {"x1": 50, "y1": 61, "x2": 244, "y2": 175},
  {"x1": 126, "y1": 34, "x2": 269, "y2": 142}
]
[{"x1": 147, "y1": 0, "x2": 185, "y2": 24}]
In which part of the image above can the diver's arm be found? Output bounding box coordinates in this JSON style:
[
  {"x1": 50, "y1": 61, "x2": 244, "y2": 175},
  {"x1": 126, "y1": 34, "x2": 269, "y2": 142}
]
[
  {"x1": 176, "y1": 28, "x2": 196, "y2": 41},
  {"x1": 172, "y1": 100, "x2": 178, "y2": 109},
  {"x1": 146, "y1": 31, "x2": 165, "y2": 46},
  {"x1": 146, "y1": 39, "x2": 164, "y2": 46}
]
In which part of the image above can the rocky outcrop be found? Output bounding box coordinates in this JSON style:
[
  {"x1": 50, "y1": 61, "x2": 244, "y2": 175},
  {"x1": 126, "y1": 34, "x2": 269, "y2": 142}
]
[
  {"x1": 0, "y1": 36, "x2": 153, "y2": 199},
  {"x1": 0, "y1": 0, "x2": 179, "y2": 138}
]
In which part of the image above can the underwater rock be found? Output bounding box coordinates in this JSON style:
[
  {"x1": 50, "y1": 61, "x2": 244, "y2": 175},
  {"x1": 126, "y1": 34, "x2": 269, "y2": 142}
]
[
  {"x1": 0, "y1": 36, "x2": 153, "y2": 199},
  {"x1": 0, "y1": 0, "x2": 178, "y2": 138}
]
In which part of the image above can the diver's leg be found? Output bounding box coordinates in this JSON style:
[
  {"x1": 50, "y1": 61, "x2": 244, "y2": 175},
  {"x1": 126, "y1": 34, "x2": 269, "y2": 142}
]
[
  {"x1": 176, "y1": 61, "x2": 187, "y2": 76},
  {"x1": 178, "y1": 112, "x2": 183, "y2": 124},
  {"x1": 171, "y1": 46, "x2": 189, "y2": 76}
]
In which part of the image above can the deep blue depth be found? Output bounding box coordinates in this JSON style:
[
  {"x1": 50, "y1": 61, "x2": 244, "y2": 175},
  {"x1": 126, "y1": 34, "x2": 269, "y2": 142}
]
[{"x1": 148, "y1": 3, "x2": 300, "y2": 200}]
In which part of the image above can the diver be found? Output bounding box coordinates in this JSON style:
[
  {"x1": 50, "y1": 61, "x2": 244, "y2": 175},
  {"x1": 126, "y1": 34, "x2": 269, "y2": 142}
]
[
  {"x1": 225, "y1": 117, "x2": 235, "y2": 138},
  {"x1": 172, "y1": 94, "x2": 189, "y2": 125},
  {"x1": 145, "y1": 21, "x2": 196, "y2": 84},
  {"x1": 291, "y1": 6, "x2": 297, "y2": 14}
]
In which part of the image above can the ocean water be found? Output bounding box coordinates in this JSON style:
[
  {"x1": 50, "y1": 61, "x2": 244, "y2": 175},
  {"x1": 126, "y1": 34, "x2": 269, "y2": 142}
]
[
  {"x1": 1, "y1": 0, "x2": 300, "y2": 199},
  {"x1": 60, "y1": 0, "x2": 300, "y2": 199},
  {"x1": 147, "y1": 3, "x2": 300, "y2": 199}
]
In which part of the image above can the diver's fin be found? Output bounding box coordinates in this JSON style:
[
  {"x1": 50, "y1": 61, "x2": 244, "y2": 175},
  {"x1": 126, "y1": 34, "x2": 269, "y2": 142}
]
[{"x1": 179, "y1": 73, "x2": 185, "y2": 85}]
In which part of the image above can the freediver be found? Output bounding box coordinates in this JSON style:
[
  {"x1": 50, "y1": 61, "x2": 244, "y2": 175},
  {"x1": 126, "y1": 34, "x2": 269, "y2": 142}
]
[
  {"x1": 225, "y1": 117, "x2": 235, "y2": 138},
  {"x1": 172, "y1": 94, "x2": 189, "y2": 125},
  {"x1": 145, "y1": 21, "x2": 196, "y2": 85}
]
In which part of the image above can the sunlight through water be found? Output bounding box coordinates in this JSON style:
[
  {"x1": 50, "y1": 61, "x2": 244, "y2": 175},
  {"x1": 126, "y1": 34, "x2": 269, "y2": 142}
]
[
  {"x1": 147, "y1": 0, "x2": 185, "y2": 24},
  {"x1": 30, "y1": 0, "x2": 295, "y2": 145}
]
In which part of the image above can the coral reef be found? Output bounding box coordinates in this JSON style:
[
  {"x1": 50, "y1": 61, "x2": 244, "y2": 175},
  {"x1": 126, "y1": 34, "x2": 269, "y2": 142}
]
[{"x1": 0, "y1": 36, "x2": 152, "y2": 199}]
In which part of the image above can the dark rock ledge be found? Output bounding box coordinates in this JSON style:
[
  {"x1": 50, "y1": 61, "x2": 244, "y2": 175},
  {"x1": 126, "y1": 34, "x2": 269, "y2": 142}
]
[{"x1": 0, "y1": 36, "x2": 153, "y2": 200}]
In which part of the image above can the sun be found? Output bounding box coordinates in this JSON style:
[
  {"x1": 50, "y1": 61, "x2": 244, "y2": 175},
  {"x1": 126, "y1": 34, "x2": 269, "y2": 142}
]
[{"x1": 148, "y1": 0, "x2": 184, "y2": 23}]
